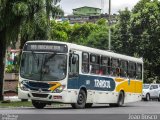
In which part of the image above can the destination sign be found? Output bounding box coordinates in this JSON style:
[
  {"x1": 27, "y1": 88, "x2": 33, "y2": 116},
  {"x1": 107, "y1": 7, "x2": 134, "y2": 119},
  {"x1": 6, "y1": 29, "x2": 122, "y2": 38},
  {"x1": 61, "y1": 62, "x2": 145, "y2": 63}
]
[{"x1": 23, "y1": 43, "x2": 68, "y2": 53}]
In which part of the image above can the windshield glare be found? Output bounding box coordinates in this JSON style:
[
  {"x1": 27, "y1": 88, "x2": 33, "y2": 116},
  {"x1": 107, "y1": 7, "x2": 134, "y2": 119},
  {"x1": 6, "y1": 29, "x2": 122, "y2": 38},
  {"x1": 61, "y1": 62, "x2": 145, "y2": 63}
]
[
  {"x1": 143, "y1": 85, "x2": 150, "y2": 89},
  {"x1": 20, "y1": 52, "x2": 67, "y2": 81}
]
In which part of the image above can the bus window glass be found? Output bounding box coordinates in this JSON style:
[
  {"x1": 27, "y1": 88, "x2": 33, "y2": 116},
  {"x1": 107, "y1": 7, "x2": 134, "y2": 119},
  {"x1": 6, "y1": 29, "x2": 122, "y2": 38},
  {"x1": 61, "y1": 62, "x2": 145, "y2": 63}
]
[
  {"x1": 90, "y1": 54, "x2": 100, "y2": 74},
  {"x1": 136, "y1": 64, "x2": 142, "y2": 79},
  {"x1": 128, "y1": 62, "x2": 136, "y2": 78},
  {"x1": 69, "y1": 54, "x2": 79, "y2": 75},
  {"x1": 82, "y1": 52, "x2": 89, "y2": 73},
  {"x1": 100, "y1": 56, "x2": 110, "y2": 75},
  {"x1": 91, "y1": 55, "x2": 96, "y2": 63},
  {"x1": 120, "y1": 60, "x2": 128, "y2": 77},
  {"x1": 111, "y1": 58, "x2": 119, "y2": 76}
]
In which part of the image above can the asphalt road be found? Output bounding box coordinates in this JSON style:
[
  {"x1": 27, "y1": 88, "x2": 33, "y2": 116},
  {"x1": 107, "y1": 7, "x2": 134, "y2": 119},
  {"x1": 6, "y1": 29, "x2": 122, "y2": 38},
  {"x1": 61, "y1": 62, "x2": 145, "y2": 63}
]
[{"x1": 0, "y1": 101, "x2": 160, "y2": 120}]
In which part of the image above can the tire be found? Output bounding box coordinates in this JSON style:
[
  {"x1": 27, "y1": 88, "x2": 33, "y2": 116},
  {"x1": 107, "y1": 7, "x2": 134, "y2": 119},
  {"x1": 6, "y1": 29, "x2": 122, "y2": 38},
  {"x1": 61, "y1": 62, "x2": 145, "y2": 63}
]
[
  {"x1": 85, "y1": 103, "x2": 93, "y2": 108},
  {"x1": 71, "y1": 90, "x2": 86, "y2": 109},
  {"x1": 145, "y1": 93, "x2": 150, "y2": 101},
  {"x1": 109, "y1": 91, "x2": 124, "y2": 107},
  {"x1": 32, "y1": 100, "x2": 46, "y2": 109},
  {"x1": 117, "y1": 91, "x2": 125, "y2": 106},
  {"x1": 158, "y1": 94, "x2": 160, "y2": 102}
]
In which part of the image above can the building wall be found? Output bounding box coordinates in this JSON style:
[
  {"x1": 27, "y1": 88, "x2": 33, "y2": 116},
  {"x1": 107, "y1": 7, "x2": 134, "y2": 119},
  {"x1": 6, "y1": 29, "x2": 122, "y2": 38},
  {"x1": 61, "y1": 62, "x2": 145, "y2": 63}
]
[
  {"x1": 73, "y1": 7, "x2": 101, "y2": 16},
  {"x1": 63, "y1": 14, "x2": 118, "y2": 24}
]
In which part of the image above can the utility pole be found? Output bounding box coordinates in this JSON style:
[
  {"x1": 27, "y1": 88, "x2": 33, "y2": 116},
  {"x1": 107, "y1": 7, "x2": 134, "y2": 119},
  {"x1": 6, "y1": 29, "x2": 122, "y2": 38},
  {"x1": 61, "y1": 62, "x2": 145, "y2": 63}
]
[{"x1": 108, "y1": 0, "x2": 111, "y2": 50}]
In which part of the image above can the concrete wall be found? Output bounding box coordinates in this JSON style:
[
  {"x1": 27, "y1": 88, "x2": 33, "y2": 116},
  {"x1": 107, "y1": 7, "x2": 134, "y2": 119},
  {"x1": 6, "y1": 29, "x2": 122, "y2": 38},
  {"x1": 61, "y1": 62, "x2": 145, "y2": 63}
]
[{"x1": 4, "y1": 73, "x2": 18, "y2": 96}]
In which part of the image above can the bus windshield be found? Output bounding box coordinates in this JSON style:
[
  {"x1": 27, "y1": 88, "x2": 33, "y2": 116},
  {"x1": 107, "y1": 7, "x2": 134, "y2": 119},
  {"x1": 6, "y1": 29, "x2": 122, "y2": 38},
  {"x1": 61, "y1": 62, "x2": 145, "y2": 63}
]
[{"x1": 20, "y1": 52, "x2": 67, "y2": 81}]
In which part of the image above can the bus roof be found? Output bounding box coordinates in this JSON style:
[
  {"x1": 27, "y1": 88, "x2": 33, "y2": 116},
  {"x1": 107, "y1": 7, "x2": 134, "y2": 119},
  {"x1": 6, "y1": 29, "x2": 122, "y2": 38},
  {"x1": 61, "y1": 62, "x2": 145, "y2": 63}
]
[{"x1": 26, "y1": 40, "x2": 143, "y2": 64}]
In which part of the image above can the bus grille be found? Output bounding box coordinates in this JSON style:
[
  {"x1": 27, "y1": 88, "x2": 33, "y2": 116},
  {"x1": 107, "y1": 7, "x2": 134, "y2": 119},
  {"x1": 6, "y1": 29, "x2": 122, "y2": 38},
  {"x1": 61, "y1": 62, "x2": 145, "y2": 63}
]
[{"x1": 32, "y1": 93, "x2": 49, "y2": 98}]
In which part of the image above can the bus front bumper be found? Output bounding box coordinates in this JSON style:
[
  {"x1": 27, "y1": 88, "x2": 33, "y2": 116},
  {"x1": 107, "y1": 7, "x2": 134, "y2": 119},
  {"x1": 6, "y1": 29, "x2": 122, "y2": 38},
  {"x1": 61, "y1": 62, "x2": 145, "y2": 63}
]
[{"x1": 18, "y1": 88, "x2": 78, "y2": 103}]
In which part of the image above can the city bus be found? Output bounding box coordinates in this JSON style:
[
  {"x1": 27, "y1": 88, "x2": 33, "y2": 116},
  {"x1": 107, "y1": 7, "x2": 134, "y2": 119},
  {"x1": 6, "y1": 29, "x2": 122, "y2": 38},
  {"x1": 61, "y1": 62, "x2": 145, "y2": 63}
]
[{"x1": 18, "y1": 41, "x2": 143, "y2": 109}]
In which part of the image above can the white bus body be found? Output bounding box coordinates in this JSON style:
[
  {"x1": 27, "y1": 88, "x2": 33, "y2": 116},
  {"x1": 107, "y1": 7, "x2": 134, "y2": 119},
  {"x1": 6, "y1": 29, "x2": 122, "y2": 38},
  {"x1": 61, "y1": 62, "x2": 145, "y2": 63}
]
[{"x1": 18, "y1": 41, "x2": 143, "y2": 109}]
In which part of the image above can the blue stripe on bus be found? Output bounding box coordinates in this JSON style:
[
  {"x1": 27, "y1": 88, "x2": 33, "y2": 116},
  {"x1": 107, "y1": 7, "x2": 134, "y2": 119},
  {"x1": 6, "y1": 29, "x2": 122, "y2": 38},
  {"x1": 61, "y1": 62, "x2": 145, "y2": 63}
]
[{"x1": 67, "y1": 74, "x2": 116, "y2": 91}]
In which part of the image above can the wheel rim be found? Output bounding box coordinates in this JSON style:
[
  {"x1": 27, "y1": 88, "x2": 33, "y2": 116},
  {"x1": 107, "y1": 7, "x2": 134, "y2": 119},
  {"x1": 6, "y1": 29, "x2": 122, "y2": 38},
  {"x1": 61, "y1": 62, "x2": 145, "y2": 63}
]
[{"x1": 78, "y1": 93, "x2": 84, "y2": 104}]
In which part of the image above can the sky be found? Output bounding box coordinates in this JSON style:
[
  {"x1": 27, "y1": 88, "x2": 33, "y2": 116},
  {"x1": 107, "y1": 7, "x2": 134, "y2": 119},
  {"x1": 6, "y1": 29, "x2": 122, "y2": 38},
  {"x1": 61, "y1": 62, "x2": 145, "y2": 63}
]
[{"x1": 60, "y1": 0, "x2": 140, "y2": 15}]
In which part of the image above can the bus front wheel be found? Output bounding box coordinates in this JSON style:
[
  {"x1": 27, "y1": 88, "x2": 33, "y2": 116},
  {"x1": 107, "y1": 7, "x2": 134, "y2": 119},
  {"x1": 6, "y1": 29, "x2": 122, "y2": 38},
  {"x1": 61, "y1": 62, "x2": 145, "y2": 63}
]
[
  {"x1": 32, "y1": 100, "x2": 46, "y2": 109},
  {"x1": 71, "y1": 90, "x2": 86, "y2": 109}
]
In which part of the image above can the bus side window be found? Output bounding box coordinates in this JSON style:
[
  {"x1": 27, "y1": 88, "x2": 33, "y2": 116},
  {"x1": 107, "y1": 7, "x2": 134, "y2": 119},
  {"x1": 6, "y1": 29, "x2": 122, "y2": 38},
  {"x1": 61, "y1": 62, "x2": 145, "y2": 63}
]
[
  {"x1": 120, "y1": 60, "x2": 128, "y2": 77},
  {"x1": 128, "y1": 62, "x2": 136, "y2": 79},
  {"x1": 100, "y1": 56, "x2": 110, "y2": 75},
  {"x1": 90, "y1": 54, "x2": 100, "y2": 74},
  {"x1": 136, "y1": 63, "x2": 142, "y2": 80},
  {"x1": 111, "y1": 58, "x2": 119, "y2": 76},
  {"x1": 69, "y1": 54, "x2": 79, "y2": 77},
  {"x1": 82, "y1": 52, "x2": 89, "y2": 73}
]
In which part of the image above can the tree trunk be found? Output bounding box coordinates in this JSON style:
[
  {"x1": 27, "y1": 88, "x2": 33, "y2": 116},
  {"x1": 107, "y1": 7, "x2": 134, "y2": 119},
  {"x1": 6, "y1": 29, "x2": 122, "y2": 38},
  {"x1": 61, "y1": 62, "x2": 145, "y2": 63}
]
[{"x1": 0, "y1": 28, "x2": 7, "y2": 100}]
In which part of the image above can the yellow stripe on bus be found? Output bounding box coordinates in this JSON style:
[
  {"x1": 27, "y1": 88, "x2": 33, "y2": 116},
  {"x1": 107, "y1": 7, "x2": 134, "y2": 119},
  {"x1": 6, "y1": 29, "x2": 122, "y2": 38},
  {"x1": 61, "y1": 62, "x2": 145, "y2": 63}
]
[
  {"x1": 48, "y1": 82, "x2": 61, "y2": 91},
  {"x1": 115, "y1": 79, "x2": 142, "y2": 93}
]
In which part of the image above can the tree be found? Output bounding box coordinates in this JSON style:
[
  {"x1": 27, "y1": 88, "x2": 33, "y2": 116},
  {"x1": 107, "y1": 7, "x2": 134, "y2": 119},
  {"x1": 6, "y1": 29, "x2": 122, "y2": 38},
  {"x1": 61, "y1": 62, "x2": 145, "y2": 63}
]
[
  {"x1": 69, "y1": 22, "x2": 99, "y2": 45},
  {"x1": 85, "y1": 19, "x2": 109, "y2": 49},
  {"x1": 86, "y1": 30, "x2": 108, "y2": 50},
  {"x1": 0, "y1": 0, "x2": 28, "y2": 100},
  {"x1": 130, "y1": 0, "x2": 160, "y2": 82},
  {"x1": 20, "y1": 0, "x2": 63, "y2": 50},
  {"x1": 50, "y1": 20, "x2": 71, "y2": 41},
  {"x1": 112, "y1": 8, "x2": 132, "y2": 55}
]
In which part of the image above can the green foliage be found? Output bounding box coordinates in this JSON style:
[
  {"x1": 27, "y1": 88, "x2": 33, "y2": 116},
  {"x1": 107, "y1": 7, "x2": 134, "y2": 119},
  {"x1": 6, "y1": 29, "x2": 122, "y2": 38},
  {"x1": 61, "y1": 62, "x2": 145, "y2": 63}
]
[
  {"x1": 96, "y1": 18, "x2": 107, "y2": 26},
  {"x1": 70, "y1": 22, "x2": 100, "y2": 44},
  {"x1": 5, "y1": 65, "x2": 19, "y2": 73},
  {"x1": 50, "y1": 21, "x2": 71, "y2": 41},
  {"x1": 19, "y1": 0, "x2": 62, "y2": 49},
  {"x1": 0, "y1": 101, "x2": 32, "y2": 107},
  {"x1": 86, "y1": 30, "x2": 108, "y2": 50},
  {"x1": 112, "y1": 8, "x2": 132, "y2": 54},
  {"x1": 12, "y1": 2, "x2": 28, "y2": 16}
]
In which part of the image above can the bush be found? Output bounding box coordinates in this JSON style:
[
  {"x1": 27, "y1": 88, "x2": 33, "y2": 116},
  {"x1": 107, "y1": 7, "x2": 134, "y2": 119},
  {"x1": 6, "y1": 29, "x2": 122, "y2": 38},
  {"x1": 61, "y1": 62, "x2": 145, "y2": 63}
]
[{"x1": 5, "y1": 64, "x2": 19, "y2": 73}]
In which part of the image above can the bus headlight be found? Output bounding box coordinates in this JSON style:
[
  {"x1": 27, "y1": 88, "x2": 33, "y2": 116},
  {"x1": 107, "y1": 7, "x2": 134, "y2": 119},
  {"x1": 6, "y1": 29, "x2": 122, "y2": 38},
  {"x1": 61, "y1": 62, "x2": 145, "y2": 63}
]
[
  {"x1": 53, "y1": 85, "x2": 66, "y2": 93},
  {"x1": 19, "y1": 81, "x2": 29, "y2": 91}
]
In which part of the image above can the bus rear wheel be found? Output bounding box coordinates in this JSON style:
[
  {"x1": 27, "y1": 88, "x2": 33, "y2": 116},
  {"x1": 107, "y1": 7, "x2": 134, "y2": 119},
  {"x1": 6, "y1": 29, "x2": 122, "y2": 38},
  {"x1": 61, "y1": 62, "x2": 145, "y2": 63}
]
[
  {"x1": 32, "y1": 100, "x2": 46, "y2": 109},
  {"x1": 109, "y1": 91, "x2": 124, "y2": 107},
  {"x1": 71, "y1": 90, "x2": 86, "y2": 109}
]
